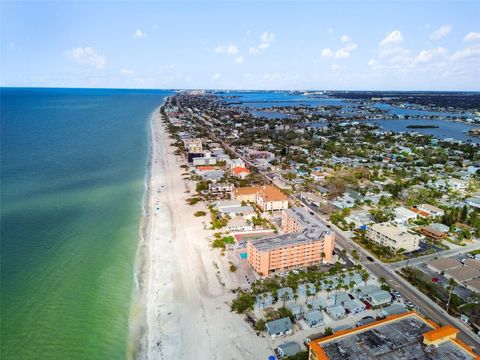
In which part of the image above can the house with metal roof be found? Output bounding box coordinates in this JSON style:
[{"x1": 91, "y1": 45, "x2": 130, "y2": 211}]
[
  {"x1": 304, "y1": 310, "x2": 324, "y2": 328},
  {"x1": 298, "y1": 283, "x2": 316, "y2": 297},
  {"x1": 265, "y1": 317, "x2": 293, "y2": 339},
  {"x1": 326, "y1": 304, "x2": 346, "y2": 319},
  {"x1": 306, "y1": 298, "x2": 326, "y2": 311},
  {"x1": 343, "y1": 298, "x2": 366, "y2": 314},
  {"x1": 287, "y1": 303, "x2": 304, "y2": 321},
  {"x1": 255, "y1": 293, "x2": 274, "y2": 309},
  {"x1": 277, "y1": 341, "x2": 301, "y2": 358},
  {"x1": 277, "y1": 287, "x2": 294, "y2": 302},
  {"x1": 364, "y1": 290, "x2": 392, "y2": 308},
  {"x1": 379, "y1": 304, "x2": 408, "y2": 318}
]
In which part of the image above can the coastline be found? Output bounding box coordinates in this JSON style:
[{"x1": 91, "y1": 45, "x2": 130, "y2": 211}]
[{"x1": 128, "y1": 103, "x2": 272, "y2": 359}]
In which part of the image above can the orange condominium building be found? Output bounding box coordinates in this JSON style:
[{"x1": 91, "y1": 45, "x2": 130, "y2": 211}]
[
  {"x1": 247, "y1": 208, "x2": 335, "y2": 276},
  {"x1": 309, "y1": 311, "x2": 479, "y2": 360},
  {"x1": 233, "y1": 185, "x2": 289, "y2": 211}
]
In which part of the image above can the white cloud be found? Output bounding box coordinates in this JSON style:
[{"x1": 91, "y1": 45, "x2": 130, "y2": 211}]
[
  {"x1": 214, "y1": 45, "x2": 226, "y2": 54},
  {"x1": 214, "y1": 43, "x2": 238, "y2": 55},
  {"x1": 234, "y1": 56, "x2": 244, "y2": 64},
  {"x1": 331, "y1": 64, "x2": 342, "y2": 70},
  {"x1": 320, "y1": 48, "x2": 334, "y2": 58},
  {"x1": 340, "y1": 35, "x2": 351, "y2": 43},
  {"x1": 260, "y1": 31, "x2": 275, "y2": 43},
  {"x1": 227, "y1": 44, "x2": 239, "y2": 55},
  {"x1": 133, "y1": 30, "x2": 146, "y2": 39},
  {"x1": 451, "y1": 45, "x2": 480, "y2": 61},
  {"x1": 66, "y1": 47, "x2": 107, "y2": 69},
  {"x1": 334, "y1": 48, "x2": 351, "y2": 59},
  {"x1": 250, "y1": 31, "x2": 275, "y2": 55},
  {"x1": 380, "y1": 30, "x2": 404, "y2": 47},
  {"x1": 213, "y1": 73, "x2": 222, "y2": 80},
  {"x1": 334, "y1": 42, "x2": 357, "y2": 60},
  {"x1": 327, "y1": 28, "x2": 333, "y2": 33},
  {"x1": 414, "y1": 47, "x2": 448, "y2": 64},
  {"x1": 120, "y1": 68, "x2": 135, "y2": 75},
  {"x1": 464, "y1": 32, "x2": 480, "y2": 42},
  {"x1": 430, "y1": 25, "x2": 452, "y2": 40}
]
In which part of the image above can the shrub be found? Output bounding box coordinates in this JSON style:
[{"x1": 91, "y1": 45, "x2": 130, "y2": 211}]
[{"x1": 194, "y1": 211, "x2": 207, "y2": 217}]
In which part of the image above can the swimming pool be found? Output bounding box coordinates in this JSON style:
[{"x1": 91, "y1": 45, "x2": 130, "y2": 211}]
[{"x1": 239, "y1": 252, "x2": 248, "y2": 259}]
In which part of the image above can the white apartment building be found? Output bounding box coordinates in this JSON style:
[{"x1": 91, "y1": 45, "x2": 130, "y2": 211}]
[{"x1": 368, "y1": 222, "x2": 421, "y2": 252}]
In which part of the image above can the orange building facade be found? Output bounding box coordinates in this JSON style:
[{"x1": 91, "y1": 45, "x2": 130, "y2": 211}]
[{"x1": 247, "y1": 208, "x2": 335, "y2": 276}]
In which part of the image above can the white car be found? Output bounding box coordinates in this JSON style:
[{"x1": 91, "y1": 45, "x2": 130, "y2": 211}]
[{"x1": 404, "y1": 299, "x2": 414, "y2": 308}]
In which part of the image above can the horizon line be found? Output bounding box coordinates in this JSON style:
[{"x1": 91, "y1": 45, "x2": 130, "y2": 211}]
[{"x1": 1, "y1": 86, "x2": 480, "y2": 93}]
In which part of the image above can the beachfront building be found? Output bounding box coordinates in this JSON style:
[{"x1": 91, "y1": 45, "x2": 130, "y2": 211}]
[
  {"x1": 192, "y1": 152, "x2": 217, "y2": 166},
  {"x1": 367, "y1": 222, "x2": 421, "y2": 252},
  {"x1": 208, "y1": 183, "x2": 233, "y2": 194},
  {"x1": 256, "y1": 186, "x2": 289, "y2": 211},
  {"x1": 308, "y1": 312, "x2": 479, "y2": 360},
  {"x1": 183, "y1": 138, "x2": 202, "y2": 153},
  {"x1": 246, "y1": 208, "x2": 335, "y2": 276},
  {"x1": 231, "y1": 166, "x2": 251, "y2": 179},
  {"x1": 232, "y1": 185, "x2": 289, "y2": 211},
  {"x1": 228, "y1": 158, "x2": 245, "y2": 170},
  {"x1": 265, "y1": 317, "x2": 293, "y2": 339}
]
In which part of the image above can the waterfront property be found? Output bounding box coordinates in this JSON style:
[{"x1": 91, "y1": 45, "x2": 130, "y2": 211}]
[
  {"x1": 246, "y1": 208, "x2": 335, "y2": 276},
  {"x1": 232, "y1": 185, "x2": 289, "y2": 211},
  {"x1": 265, "y1": 317, "x2": 293, "y2": 339}
]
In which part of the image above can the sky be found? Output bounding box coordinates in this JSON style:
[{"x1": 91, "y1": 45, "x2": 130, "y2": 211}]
[{"x1": 1, "y1": 0, "x2": 480, "y2": 91}]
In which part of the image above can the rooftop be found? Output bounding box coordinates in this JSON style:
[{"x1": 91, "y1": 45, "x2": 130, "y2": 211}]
[
  {"x1": 428, "y1": 258, "x2": 462, "y2": 272},
  {"x1": 249, "y1": 208, "x2": 332, "y2": 251},
  {"x1": 309, "y1": 312, "x2": 478, "y2": 360}
]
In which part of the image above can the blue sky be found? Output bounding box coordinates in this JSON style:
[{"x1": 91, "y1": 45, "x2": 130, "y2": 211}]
[{"x1": 1, "y1": 1, "x2": 479, "y2": 90}]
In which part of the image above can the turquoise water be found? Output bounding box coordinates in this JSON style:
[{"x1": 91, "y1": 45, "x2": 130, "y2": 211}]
[
  {"x1": 1, "y1": 88, "x2": 171, "y2": 359},
  {"x1": 240, "y1": 252, "x2": 248, "y2": 259}
]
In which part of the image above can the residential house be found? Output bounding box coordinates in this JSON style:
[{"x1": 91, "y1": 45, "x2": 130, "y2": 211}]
[
  {"x1": 326, "y1": 304, "x2": 346, "y2": 319},
  {"x1": 304, "y1": 310, "x2": 324, "y2": 328},
  {"x1": 364, "y1": 290, "x2": 392, "y2": 308},
  {"x1": 298, "y1": 283, "x2": 316, "y2": 298},
  {"x1": 232, "y1": 166, "x2": 251, "y2": 179},
  {"x1": 256, "y1": 293, "x2": 274, "y2": 309},
  {"x1": 277, "y1": 287, "x2": 294, "y2": 302},
  {"x1": 277, "y1": 342, "x2": 301, "y2": 358},
  {"x1": 265, "y1": 317, "x2": 293, "y2": 339}
]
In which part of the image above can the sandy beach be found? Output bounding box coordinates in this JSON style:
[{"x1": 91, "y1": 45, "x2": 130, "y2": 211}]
[{"x1": 130, "y1": 106, "x2": 272, "y2": 360}]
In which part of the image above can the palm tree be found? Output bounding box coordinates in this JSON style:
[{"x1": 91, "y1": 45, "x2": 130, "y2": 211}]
[
  {"x1": 446, "y1": 278, "x2": 457, "y2": 314},
  {"x1": 379, "y1": 276, "x2": 387, "y2": 287},
  {"x1": 361, "y1": 271, "x2": 370, "y2": 286},
  {"x1": 281, "y1": 292, "x2": 289, "y2": 307},
  {"x1": 320, "y1": 251, "x2": 325, "y2": 265}
]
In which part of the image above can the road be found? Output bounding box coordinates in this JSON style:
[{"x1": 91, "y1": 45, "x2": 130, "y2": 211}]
[
  {"x1": 177, "y1": 97, "x2": 480, "y2": 352},
  {"x1": 311, "y1": 212, "x2": 480, "y2": 351},
  {"x1": 390, "y1": 242, "x2": 480, "y2": 269}
]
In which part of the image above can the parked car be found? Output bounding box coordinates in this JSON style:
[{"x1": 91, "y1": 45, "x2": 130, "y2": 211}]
[{"x1": 391, "y1": 290, "x2": 401, "y2": 299}]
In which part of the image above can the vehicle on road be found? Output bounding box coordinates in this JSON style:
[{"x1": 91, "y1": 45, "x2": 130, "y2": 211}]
[
  {"x1": 366, "y1": 256, "x2": 375, "y2": 262},
  {"x1": 391, "y1": 290, "x2": 401, "y2": 299},
  {"x1": 404, "y1": 299, "x2": 414, "y2": 308}
]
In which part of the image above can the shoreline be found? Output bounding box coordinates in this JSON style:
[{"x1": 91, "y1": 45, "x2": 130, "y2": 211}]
[
  {"x1": 127, "y1": 102, "x2": 272, "y2": 359},
  {"x1": 126, "y1": 105, "x2": 159, "y2": 360}
]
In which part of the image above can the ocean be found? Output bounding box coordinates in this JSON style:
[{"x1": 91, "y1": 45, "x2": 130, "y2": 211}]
[{"x1": 0, "y1": 88, "x2": 171, "y2": 359}]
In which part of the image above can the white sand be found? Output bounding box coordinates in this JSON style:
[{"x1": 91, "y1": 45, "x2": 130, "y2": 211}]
[{"x1": 131, "y1": 108, "x2": 272, "y2": 360}]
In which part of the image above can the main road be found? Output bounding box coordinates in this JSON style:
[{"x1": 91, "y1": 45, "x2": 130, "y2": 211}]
[
  {"x1": 311, "y1": 211, "x2": 480, "y2": 351},
  {"x1": 178, "y1": 97, "x2": 480, "y2": 352}
]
